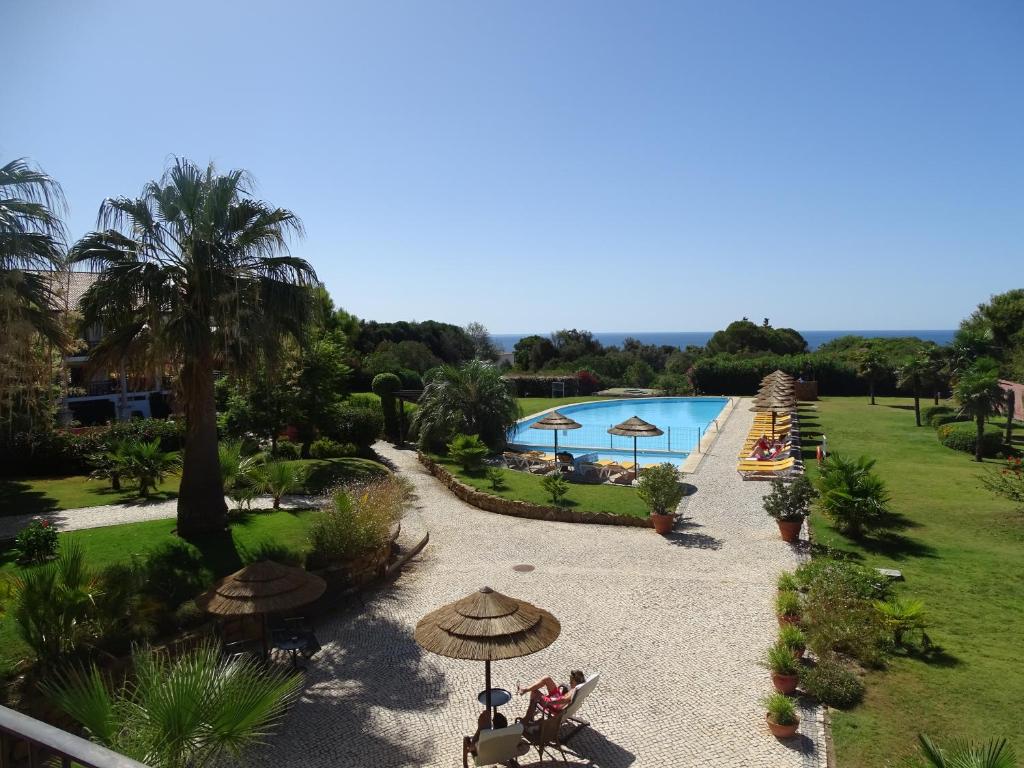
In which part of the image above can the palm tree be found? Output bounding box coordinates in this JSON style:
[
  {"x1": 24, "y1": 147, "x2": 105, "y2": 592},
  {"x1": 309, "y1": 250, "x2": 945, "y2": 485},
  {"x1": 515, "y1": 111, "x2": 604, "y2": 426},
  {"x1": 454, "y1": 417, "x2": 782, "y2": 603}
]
[
  {"x1": 263, "y1": 460, "x2": 305, "y2": 509},
  {"x1": 912, "y1": 734, "x2": 1016, "y2": 768},
  {"x1": 43, "y1": 642, "x2": 302, "y2": 768},
  {"x1": 411, "y1": 360, "x2": 520, "y2": 450},
  {"x1": 954, "y1": 358, "x2": 1005, "y2": 462},
  {"x1": 814, "y1": 453, "x2": 891, "y2": 538},
  {"x1": 854, "y1": 348, "x2": 890, "y2": 406},
  {"x1": 897, "y1": 354, "x2": 926, "y2": 426},
  {"x1": 0, "y1": 158, "x2": 68, "y2": 345},
  {"x1": 70, "y1": 159, "x2": 316, "y2": 537},
  {"x1": 921, "y1": 346, "x2": 949, "y2": 405}
]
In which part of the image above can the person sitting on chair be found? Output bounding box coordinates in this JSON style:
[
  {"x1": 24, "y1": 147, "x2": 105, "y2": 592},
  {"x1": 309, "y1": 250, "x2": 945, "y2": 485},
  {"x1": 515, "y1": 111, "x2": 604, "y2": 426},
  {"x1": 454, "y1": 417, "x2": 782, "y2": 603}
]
[
  {"x1": 463, "y1": 710, "x2": 508, "y2": 763},
  {"x1": 517, "y1": 670, "x2": 586, "y2": 722},
  {"x1": 748, "y1": 434, "x2": 770, "y2": 459}
]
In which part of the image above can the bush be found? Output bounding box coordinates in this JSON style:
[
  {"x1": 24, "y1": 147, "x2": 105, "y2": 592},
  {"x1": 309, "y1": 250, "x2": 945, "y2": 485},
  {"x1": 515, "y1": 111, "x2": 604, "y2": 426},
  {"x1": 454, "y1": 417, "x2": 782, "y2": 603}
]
[
  {"x1": 139, "y1": 541, "x2": 213, "y2": 610},
  {"x1": 937, "y1": 421, "x2": 1004, "y2": 457},
  {"x1": 922, "y1": 405, "x2": 953, "y2": 423},
  {"x1": 328, "y1": 405, "x2": 384, "y2": 451},
  {"x1": 764, "y1": 475, "x2": 816, "y2": 522},
  {"x1": 119, "y1": 439, "x2": 180, "y2": 497},
  {"x1": 982, "y1": 456, "x2": 1024, "y2": 510},
  {"x1": 777, "y1": 572, "x2": 800, "y2": 592},
  {"x1": 272, "y1": 440, "x2": 302, "y2": 460},
  {"x1": 794, "y1": 559, "x2": 890, "y2": 601},
  {"x1": 541, "y1": 474, "x2": 570, "y2": 505},
  {"x1": 636, "y1": 463, "x2": 684, "y2": 515},
  {"x1": 15, "y1": 520, "x2": 58, "y2": 564},
  {"x1": 173, "y1": 600, "x2": 208, "y2": 630},
  {"x1": 310, "y1": 438, "x2": 355, "y2": 459},
  {"x1": 241, "y1": 540, "x2": 306, "y2": 567},
  {"x1": 800, "y1": 659, "x2": 865, "y2": 708},
  {"x1": 814, "y1": 454, "x2": 892, "y2": 537},
  {"x1": 652, "y1": 373, "x2": 692, "y2": 395},
  {"x1": 485, "y1": 467, "x2": 506, "y2": 490},
  {"x1": 447, "y1": 433, "x2": 489, "y2": 472},
  {"x1": 930, "y1": 412, "x2": 964, "y2": 428},
  {"x1": 307, "y1": 477, "x2": 406, "y2": 569}
]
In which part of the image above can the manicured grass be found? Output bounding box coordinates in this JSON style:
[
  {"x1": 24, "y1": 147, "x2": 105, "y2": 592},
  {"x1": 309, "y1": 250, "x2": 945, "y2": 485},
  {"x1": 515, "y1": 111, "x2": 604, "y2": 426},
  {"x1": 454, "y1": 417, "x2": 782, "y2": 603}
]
[
  {"x1": 516, "y1": 395, "x2": 618, "y2": 418},
  {"x1": 434, "y1": 455, "x2": 649, "y2": 519},
  {"x1": 0, "y1": 457, "x2": 386, "y2": 517},
  {"x1": 0, "y1": 509, "x2": 321, "y2": 675},
  {"x1": 802, "y1": 397, "x2": 1023, "y2": 765}
]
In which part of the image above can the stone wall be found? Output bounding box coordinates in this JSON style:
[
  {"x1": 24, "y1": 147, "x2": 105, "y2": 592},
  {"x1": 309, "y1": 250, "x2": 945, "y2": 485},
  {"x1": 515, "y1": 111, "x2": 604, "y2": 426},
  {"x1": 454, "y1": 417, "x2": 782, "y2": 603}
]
[{"x1": 418, "y1": 453, "x2": 652, "y2": 528}]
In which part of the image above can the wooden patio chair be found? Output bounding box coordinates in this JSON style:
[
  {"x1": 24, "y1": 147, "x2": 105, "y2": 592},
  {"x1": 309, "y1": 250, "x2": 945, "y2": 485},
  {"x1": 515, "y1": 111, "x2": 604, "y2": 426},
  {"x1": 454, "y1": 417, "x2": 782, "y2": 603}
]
[{"x1": 520, "y1": 673, "x2": 600, "y2": 762}]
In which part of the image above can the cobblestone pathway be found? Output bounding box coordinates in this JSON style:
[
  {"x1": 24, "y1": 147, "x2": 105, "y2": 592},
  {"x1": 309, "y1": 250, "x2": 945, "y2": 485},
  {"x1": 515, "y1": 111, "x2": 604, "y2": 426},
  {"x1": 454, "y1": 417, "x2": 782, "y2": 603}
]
[{"x1": 250, "y1": 400, "x2": 825, "y2": 768}]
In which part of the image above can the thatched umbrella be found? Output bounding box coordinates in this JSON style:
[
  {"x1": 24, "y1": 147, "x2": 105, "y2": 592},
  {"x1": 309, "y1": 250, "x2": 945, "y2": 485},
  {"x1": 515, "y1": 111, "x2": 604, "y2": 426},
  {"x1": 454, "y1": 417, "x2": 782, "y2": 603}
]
[
  {"x1": 749, "y1": 393, "x2": 797, "y2": 438},
  {"x1": 196, "y1": 561, "x2": 327, "y2": 653},
  {"x1": 607, "y1": 416, "x2": 664, "y2": 476},
  {"x1": 415, "y1": 586, "x2": 560, "y2": 722},
  {"x1": 529, "y1": 410, "x2": 582, "y2": 460}
]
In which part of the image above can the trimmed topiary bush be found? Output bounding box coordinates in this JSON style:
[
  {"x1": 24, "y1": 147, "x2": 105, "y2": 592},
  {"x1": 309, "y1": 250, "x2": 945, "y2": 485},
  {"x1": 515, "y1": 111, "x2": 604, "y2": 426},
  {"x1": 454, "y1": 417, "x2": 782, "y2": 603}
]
[
  {"x1": 922, "y1": 405, "x2": 953, "y2": 424},
  {"x1": 800, "y1": 658, "x2": 865, "y2": 708},
  {"x1": 937, "y1": 421, "x2": 1004, "y2": 457},
  {"x1": 310, "y1": 438, "x2": 355, "y2": 459},
  {"x1": 371, "y1": 373, "x2": 403, "y2": 443},
  {"x1": 329, "y1": 405, "x2": 384, "y2": 451}
]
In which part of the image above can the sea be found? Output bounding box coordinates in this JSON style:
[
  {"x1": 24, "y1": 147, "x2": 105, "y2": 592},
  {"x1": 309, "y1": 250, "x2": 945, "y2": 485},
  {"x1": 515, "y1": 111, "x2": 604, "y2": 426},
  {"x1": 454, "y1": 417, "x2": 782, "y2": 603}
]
[{"x1": 491, "y1": 330, "x2": 957, "y2": 353}]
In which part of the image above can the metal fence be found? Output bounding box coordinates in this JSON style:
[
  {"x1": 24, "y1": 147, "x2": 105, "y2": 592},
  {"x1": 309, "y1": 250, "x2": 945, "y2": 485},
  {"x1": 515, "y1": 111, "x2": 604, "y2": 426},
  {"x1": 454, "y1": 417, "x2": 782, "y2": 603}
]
[
  {"x1": 0, "y1": 704, "x2": 149, "y2": 768},
  {"x1": 510, "y1": 423, "x2": 704, "y2": 454}
]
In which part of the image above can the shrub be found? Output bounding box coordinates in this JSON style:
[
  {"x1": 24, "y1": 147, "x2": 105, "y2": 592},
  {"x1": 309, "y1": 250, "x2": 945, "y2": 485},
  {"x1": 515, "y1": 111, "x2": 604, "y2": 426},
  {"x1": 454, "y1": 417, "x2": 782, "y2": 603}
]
[
  {"x1": 636, "y1": 463, "x2": 684, "y2": 515},
  {"x1": 329, "y1": 404, "x2": 384, "y2": 451},
  {"x1": 485, "y1": 467, "x2": 506, "y2": 490},
  {"x1": 764, "y1": 475, "x2": 816, "y2": 522},
  {"x1": 652, "y1": 373, "x2": 692, "y2": 395},
  {"x1": 762, "y1": 692, "x2": 798, "y2": 725},
  {"x1": 173, "y1": 600, "x2": 208, "y2": 630},
  {"x1": 310, "y1": 438, "x2": 354, "y2": 459},
  {"x1": 801, "y1": 561, "x2": 890, "y2": 667},
  {"x1": 777, "y1": 572, "x2": 800, "y2": 592},
  {"x1": 930, "y1": 412, "x2": 964, "y2": 428},
  {"x1": 800, "y1": 659, "x2": 865, "y2": 708},
  {"x1": 412, "y1": 361, "x2": 519, "y2": 451},
  {"x1": 541, "y1": 474, "x2": 570, "y2": 505},
  {"x1": 794, "y1": 558, "x2": 890, "y2": 600},
  {"x1": 874, "y1": 596, "x2": 928, "y2": 647},
  {"x1": 139, "y1": 540, "x2": 213, "y2": 610},
  {"x1": 982, "y1": 456, "x2": 1024, "y2": 510},
  {"x1": 922, "y1": 405, "x2": 953, "y2": 423},
  {"x1": 762, "y1": 642, "x2": 800, "y2": 675},
  {"x1": 447, "y1": 433, "x2": 489, "y2": 472},
  {"x1": 307, "y1": 477, "x2": 406, "y2": 569},
  {"x1": 15, "y1": 520, "x2": 58, "y2": 564},
  {"x1": 814, "y1": 454, "x2": 892, "y2": 537},
  {"x1": 778, "y1": 624, "x2": 806, "y2": 654},
  {"x1": 272, "y1": 440, "x2": 301, "y2": 460},
  {"x1": 937, "y1": 421, "x2": 1004, "y2": 457},
  {"x1": 371, "y1": 373, "x2": 402, "y2": 442},
  {"x1": 776, "y1": 590, "x2": 801, "y2": 619},
  {"x1": 241, "y1": 540, "x2": 305, "y2": 567},
  {"x1": 262, "y1": 461, "x2": 307, "y2": 508},
  {"x1": 120, "y1": 438, "x2": 181, "y2": 497}
]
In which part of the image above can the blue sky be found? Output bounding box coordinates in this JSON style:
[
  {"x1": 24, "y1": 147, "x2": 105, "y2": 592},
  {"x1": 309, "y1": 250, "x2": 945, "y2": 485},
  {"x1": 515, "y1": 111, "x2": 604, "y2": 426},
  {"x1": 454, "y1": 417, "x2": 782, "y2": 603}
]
[{"x1": 3, "y1": 1, "x2": 1021, "y2": 333}]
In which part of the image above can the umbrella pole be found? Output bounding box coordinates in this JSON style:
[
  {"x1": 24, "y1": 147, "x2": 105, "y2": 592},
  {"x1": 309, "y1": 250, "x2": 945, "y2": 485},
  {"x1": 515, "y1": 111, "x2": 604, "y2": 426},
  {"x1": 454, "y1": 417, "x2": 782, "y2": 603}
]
[
  {"x1": 485, "y1": 659, "x2": 494, "y2": 725},
  {"x1": 772, "y1": 411, "x2": 776, "y2": 440},
  {"x1": 633, "y1": 437, "x2": 638, "y2": 483},
  {"x1": 554, "y1": 432, "x2": 558, "y2": 463}
]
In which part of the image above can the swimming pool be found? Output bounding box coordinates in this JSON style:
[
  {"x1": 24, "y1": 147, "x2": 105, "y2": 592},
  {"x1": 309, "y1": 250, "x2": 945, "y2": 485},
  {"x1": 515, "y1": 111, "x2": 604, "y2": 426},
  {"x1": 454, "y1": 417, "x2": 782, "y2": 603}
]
[{"x1": 509, "y1": 397, "x2": 730, "y2": 467}]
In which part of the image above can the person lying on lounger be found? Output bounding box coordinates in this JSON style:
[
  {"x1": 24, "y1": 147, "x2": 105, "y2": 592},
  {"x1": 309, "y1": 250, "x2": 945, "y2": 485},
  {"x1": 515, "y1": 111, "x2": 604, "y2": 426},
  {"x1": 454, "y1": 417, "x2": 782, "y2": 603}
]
[
  {"x1": 517, "y1": 670, "x2": 586, "y2": 722},
  {"x1": 748, "y1": 434, "x2": 771, "y2": 459}
]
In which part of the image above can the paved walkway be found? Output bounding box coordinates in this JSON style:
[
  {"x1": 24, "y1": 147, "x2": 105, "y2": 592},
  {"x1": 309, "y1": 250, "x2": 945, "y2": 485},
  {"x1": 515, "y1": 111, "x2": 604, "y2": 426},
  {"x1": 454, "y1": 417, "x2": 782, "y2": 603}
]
[
  {"x1": 249, "y1": 401, "x2": 825, "y2": 768},
  {"x1": 0, "y1": 494, "x2": 318, "y2": 539}
]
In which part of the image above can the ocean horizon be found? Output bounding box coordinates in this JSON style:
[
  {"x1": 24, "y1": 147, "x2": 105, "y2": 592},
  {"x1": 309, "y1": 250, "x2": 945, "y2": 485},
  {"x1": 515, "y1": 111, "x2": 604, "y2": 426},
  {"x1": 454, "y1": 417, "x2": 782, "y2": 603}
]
[{"x1": 491, "y1": 329, "x2": 957, "y2": 353}]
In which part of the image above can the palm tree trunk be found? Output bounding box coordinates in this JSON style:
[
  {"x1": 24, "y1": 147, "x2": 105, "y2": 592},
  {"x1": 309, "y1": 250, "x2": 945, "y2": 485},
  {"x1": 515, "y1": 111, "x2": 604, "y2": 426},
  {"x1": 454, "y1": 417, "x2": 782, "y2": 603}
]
[
  {"x1": 975, "y1": 414, "x2": 984, "y2": 463},
  {"x1": 177, "y1": 344, "x2": 228, "y2": 537},
  {"x1": 870, "y1": 381, "x2": 876, "y2": 406},
  {"x1": 1006, "y1": 389, "x2": 1015, "y2": 445},
  {"x1": 913, "y1": 392, "x2": 921, "y2": 427}
]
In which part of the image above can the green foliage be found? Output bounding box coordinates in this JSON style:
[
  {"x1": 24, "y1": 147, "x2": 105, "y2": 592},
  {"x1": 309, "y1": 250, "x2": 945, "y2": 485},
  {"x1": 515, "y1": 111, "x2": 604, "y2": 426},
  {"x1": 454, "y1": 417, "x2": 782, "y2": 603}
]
[
  {"x1": 15, "y1": 519, "x2": 58, "y2": 564},
  {"x1": 540, "y1": 473, "x2": 570, "y2": 505},
  {"x1": 936, "y1": 421, "x2": 1004, "y2": 458},
  {"x1": 636, "y1": 463, "x2": 684, "y2": 515},
  {"x1": 763, "y1": 475, "x2": 816, "y2": 522},
  {"x1": 372, "y1": 372, "x2": 403, "y2": 442},
  {"x1": 954, "y1": 358, "x2": 1007, "y2": 461},
  {"x1": 355, "y1": 319, "x2": 476, "y2": 365},
  {"x1": 513, "y1": 335, "x2": 557, "y2": 371},
  {"x1": 120, "y1": 439, "x2": 181, "y2": 497},
  {"x1": 854, "y1": 347, "x2": 892, "y2": 403},
  {"x1": 874, "y1": 596, "x2": 928, "y2": 647},
  {"x1": 412, "y1": 360, "x2": 520, "y2": 451},
  {"x1": 814, "y1": 454, "x2": 892, "y2": 537},
  {"x1": 293, "y1": 335, "x2": 354, "y2": 449},
  {"x1": 911, "y1": 734, "x2": 1017, "y2": 768},
  {"x1": 309, "y1": 438, "x2": 354, "y2": 459},
  {"x1": 262, "y1": 461, "x2": 306, "y2": 508},
  {"x1": 778, "y1": 624, "x2": 806, "y2": 653},
  {"x1": 706, "y1": 319, "x2": 808, "y2": 356},
  {"x1": 446, "y1": 433, "x2": 489, "y2": 472},
  {"x1": 485, "y1": 466, "x2": 506, "y2": 490},
  {"x1": 763, "y1": 642, "x2": 800, "y2": 675},
  {"x1": 240, "y1": 540, "x2": 305, "y2": 567},
  {"x1": 652, "y1": 372, "x2": 692, "y2": 395},
  {"x1": 139, "y1": 540, "x2": 213, "y2": 610},
  {"x1": 794, "y1": 558, "x2": 889, "y2": 600},
  {"x1": 800, "y1": 659, "x2": 865, "y2": 709},
  {"x1": 922, "y1": 405, "x2": 953, "y2": 423},
  {"x1": 42, "y1": 641, "x2": 303, "y2": 768},
  {"x1": 307, "y1": 477, "x2": 406, "y2": 569},
  {"x1": 328, "y1": 404, "x2": 383, "y2": 451},
  {"x1": 930, "y1": 412, "x2": 964, "y2": 428},
  {"x1": 762, "y1": 692, "x2": 798, "y2": 725},
  {"x1": 777, "y1": 571, "x2": 800, "y2": 592},
  {"x1": 776, "y1": 590, "x2": 801, "y2": 618},
  {"x1": 272, "y1": 439, "x2": 301, "y2": 460},
  {"x1": 623, "y1": 360, "x2": 655, "y2": 387},
  {"x1": 218, "y1": 440, "x2": 263, "y2": 509},
  {"x1": 981, "y1": 456, "x2": 1024, "y2": 511}
]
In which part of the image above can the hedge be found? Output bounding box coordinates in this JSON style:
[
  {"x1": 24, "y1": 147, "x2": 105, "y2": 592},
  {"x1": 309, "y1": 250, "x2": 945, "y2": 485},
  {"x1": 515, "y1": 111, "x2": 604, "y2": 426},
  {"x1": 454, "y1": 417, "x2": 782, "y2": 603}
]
[
  {"x1": 922, "y1": 405, "x2": 954, "y2": 423},
  {"x1": 930, "y1": 412, "x2": 965, "y2": 429},
  {"x1": 937, "y1": 421, "x2": 1004, "y2": 457},
  {"x1": 689, "y1": 354, "x2": 889, "y2": 396}
]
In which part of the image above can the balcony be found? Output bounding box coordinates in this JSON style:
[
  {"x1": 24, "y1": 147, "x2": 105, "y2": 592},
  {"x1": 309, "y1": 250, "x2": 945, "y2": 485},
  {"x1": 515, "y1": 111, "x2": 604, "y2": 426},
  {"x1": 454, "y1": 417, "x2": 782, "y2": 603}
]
[{"x1": 0, "y1": 704, "x2": 148, "y2": 768}]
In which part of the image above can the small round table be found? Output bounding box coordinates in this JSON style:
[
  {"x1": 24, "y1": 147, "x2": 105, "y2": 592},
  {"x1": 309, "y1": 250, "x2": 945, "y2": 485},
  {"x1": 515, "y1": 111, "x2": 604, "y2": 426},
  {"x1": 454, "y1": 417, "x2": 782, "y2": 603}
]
[
  {"x1": 477, "y1": 688, "x2": 512, "y2": 709},
  {"x1": 274, "y1": 636, "x2": 306, "y2": 669}
]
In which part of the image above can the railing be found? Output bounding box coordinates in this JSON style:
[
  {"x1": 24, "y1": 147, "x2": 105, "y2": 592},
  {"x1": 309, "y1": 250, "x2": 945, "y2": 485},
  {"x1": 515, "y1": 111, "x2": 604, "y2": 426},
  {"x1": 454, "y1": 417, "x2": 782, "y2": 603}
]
[
  {"x1": 510, "y1": 423, "x2": 704, "y2": 454},
  {"x1": 0, "y1": 705, "x2": 149, "y2": 768}
]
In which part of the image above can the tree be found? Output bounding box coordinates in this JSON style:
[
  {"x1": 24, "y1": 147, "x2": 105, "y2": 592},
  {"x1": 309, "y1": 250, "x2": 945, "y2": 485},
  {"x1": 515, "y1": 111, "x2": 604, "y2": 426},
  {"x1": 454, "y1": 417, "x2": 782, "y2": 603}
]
[
  {"x1": 513, "y1": 334, "x2": 556, "y2": 371},
  {"x1": 921, "y1": 346, "x2": 949, "y2": 405},
  {"x1": 705, "y1": 319, "x2": 807, "y2": 356},
  {"x1": 896, "y1": 354, "x2": 927, "y2": 426},
  {"x1": 465, "y1": 321, "x2": 500, "y2": 361},
  {"x1": 954, "y1": 358, "x2": 1005, "y2": 462},
  {"x1": 43, "y1": 642, "x2": 302, "y2": 768},
  {"x1": 372, "y1": 372, "x2": 402, "y2": 442},
  {"x1": 70, "y1": 159, "x2": 316, "y2": 537},
  {"x1": 911, "y1": 734, "x2": 1016, "y2": 768},
  {"x1": 411, "y1": 360, "x2": 520, "y2": 450},
  {"x1": 293, "y1": 334, "x2": 352, "y2": 455},
  {"x1": 854, "y1": 348, "x2": 890, "y2": 406}
]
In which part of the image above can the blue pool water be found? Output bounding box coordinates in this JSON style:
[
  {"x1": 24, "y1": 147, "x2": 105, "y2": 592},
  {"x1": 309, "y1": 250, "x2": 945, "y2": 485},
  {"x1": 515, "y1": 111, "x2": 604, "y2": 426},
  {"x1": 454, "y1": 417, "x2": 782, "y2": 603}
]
[{"x1": 509, "y1": 397, "x2": 730, "y2": 467}]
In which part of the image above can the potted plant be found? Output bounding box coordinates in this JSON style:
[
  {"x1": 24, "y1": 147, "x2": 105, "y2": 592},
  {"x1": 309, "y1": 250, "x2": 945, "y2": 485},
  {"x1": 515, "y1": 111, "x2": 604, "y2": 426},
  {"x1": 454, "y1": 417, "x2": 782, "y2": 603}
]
[
  {"x1": 763, "y1": 692, "x2": 800, "y2": 739},
  {"x1": 776, "y1": 590, "x2": 801, "y2": 627},
  {"x1": 764, "y1": 476, "x2": 816, "y2": 543},
  {"x1": 636, "y1": 463, "x2": 685, "y2": 535},
  {"x1": 778, "y1": 624, "x2": 806, "y2": 659},
  {"x1": 763, "y1": 642, "x2": 801, "y2": 694}
]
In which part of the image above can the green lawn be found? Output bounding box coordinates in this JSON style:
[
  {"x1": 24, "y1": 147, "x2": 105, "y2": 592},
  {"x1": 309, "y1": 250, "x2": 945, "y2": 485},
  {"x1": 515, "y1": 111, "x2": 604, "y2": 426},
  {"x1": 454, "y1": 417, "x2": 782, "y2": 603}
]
[
  {"x1": 0, "y1": 509, "x2": 321, "y2": 676},
  {"x1": 516, "y1": 395, "x2": 617, "y2": 418},
  {"x1": 433, "y1": 455, "x2": 650, "y2": 519},
  {"x1": 802, "y1": 397, "x2": 1022, "y2": 766},
  {"x1": 0, "y1": 457, "x2": 385, "y2": 518}
]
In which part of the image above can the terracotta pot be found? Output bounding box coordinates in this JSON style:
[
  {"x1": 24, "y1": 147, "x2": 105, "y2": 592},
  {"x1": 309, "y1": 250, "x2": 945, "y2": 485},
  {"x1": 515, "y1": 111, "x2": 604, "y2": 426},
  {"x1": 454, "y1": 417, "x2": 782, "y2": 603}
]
[
  {"x1": 651, "y1": 513, "x2": 675, "y2": 535},
  {"x1": 771, "y1": 672, "x2": 799, "y2": 694},
  {"x1": 777, "y1": 614, "x2": 800, "y2": 627},
  {"x1": 776, "y1": 519, "x2": 803, "y2": 543},
  {"x1": 766, "y1": 713, "x2": 800, "y2": 739}
]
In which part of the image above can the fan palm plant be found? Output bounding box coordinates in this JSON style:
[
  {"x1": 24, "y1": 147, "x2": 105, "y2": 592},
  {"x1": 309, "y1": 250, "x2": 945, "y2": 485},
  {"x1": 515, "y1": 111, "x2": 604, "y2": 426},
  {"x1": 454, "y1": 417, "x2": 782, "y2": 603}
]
[
  {"x1": 954, "y1": 358, "x2": 1006, "y2": 462},
  {"x1": 70, "y1": 159, "x2": 317, "y2": 536},
  {"x1": 814, "y1": 453, "x2": 891, "y2": 538},
  {"x1": 262, "y1": 460, "x2": 305, "y2": 509},
  {"x1": 43, "y1": 641, "x2": 302, "y2": 768},
  {"x1": 411, "y1": 360, "x2": 520, "y2": 450},
  {"x1": 911, "y1": 734, "x2": 1016, "y2": 768},
  {"x1": 854, "y1": 348, "x2": 890, "y2": 406},
  {"x1": 121, "y1": 438, "x2": 180, "y2": 497}
]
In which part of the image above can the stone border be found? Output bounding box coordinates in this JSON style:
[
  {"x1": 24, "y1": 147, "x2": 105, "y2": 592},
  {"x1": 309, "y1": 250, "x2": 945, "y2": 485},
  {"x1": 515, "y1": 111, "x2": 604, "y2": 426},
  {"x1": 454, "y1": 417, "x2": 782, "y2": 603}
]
[{"x1": 418, "y1": 453, "x2": 652, "y2": 528}]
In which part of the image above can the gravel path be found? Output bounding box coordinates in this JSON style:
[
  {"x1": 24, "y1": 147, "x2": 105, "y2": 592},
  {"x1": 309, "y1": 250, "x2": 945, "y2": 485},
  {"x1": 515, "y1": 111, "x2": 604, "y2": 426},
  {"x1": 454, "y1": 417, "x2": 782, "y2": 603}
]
[{"x1": 248, "y1": 401, "x2": 825, "y2": 768}]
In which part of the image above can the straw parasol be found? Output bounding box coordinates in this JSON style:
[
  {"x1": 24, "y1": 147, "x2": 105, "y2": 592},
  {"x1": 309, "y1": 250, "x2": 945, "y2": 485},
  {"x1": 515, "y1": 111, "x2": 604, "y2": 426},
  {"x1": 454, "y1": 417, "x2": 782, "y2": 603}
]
[
  {"x1": 749, "y1": 392, "x2": 797, "y2": 438},
  {"x1": 607, "y1": 416, "x2": 664, "y2": 479},
  {"x1": 529, "y1": 410, "x2": 582, "y2": 460},
  {"x1": 415, "y1": 586, "x2": 560, "y2": 722}
]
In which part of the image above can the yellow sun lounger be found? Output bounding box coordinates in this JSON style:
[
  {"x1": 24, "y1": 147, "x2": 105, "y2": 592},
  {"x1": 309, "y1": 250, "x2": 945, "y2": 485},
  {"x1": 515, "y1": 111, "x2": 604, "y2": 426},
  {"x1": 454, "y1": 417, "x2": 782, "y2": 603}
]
[{"x1": 736, "y1": 457, "x2": 797, "y2": 473}]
